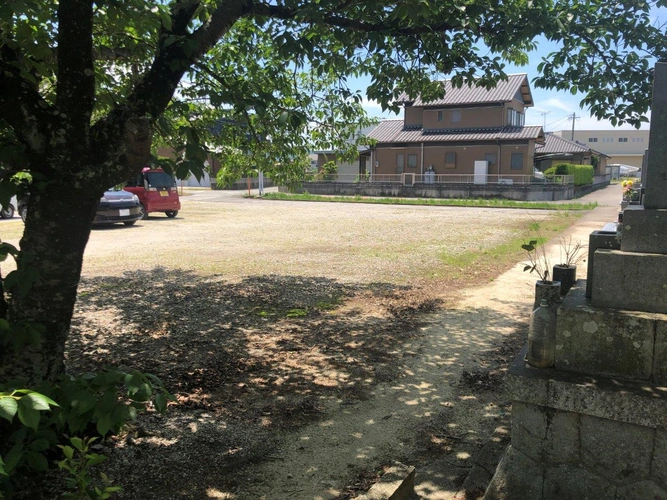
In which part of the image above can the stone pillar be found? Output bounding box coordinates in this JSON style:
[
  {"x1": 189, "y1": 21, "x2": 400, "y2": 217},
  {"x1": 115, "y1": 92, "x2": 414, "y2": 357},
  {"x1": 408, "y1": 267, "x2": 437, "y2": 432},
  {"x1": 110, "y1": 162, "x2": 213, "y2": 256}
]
[
  {"x1": 484, "y1": 64, "x2": 667, "y2": 499},
  {"x1": 645, "y1": 62, "x2": 667, "y2": 209}
]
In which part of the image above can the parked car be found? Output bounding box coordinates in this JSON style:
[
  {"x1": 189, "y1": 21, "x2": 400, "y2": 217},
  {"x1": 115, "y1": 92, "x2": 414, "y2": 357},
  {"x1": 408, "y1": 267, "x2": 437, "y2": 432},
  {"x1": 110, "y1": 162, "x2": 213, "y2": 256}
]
[
  {"x1": 94, "y1": 189, "x2": 143, "y2": 226},
  {"x1": 0, "y1": 196, "x2": 17, "y2": 219},
  {"x1": 124, "y1": 168, "x2": 180, "y2": 219},
  {"x1": 18, "y1": 190, "x2": 143, "y2": 226}
]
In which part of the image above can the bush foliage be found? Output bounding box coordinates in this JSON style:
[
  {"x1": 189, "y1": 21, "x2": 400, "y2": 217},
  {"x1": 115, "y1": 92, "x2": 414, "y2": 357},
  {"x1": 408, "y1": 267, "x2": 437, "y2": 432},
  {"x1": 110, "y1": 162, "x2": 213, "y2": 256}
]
[{"x1": 544, "y1": 163, "x2": 594, "y2": 186}]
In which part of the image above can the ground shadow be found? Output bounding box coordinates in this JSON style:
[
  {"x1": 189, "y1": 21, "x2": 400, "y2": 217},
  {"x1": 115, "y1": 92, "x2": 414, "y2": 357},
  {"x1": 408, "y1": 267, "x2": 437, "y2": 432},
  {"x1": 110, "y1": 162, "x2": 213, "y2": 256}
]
[{"x1": 64, "y1": 268, "x2": 443, "y2": 499}]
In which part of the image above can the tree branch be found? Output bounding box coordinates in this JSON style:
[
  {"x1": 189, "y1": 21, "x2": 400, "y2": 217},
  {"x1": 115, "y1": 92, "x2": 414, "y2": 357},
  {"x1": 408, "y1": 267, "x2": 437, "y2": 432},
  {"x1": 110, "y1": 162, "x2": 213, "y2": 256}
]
[
  {"x1": 0, "y1": 41, "x2": 53, "y2": 158},
  {"x1": 55, "y1": 0, "x2": 96, "y2": 147},
  {"x1": 252, "y1": 3, "x2": 458, "y2": 35}
]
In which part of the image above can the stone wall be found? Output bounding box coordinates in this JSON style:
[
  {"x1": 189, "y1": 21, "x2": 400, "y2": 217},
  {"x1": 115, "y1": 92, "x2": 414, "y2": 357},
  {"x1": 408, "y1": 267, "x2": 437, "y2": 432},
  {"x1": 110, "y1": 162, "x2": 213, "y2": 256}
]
[
  {"x1": 485, "y1": 341, "x2": 667, "y2": 499},
  {"x1": 287, "y1": 182, "x2": 575, "y2": 201}
]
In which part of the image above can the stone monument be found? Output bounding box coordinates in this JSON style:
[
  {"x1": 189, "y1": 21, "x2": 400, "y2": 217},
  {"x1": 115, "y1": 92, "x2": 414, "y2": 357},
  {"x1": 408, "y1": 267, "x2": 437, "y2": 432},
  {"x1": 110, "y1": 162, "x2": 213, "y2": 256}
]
[{"x1": 483, "y1": 63, "x2": 667, "y2": 499}]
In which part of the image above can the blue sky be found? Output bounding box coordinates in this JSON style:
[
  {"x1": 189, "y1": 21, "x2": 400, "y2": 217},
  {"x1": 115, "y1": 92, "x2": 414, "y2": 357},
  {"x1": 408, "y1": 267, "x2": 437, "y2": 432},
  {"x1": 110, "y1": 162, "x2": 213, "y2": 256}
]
[{"x1": 355, "y1": 33, "x2": 664, "y2": 133}]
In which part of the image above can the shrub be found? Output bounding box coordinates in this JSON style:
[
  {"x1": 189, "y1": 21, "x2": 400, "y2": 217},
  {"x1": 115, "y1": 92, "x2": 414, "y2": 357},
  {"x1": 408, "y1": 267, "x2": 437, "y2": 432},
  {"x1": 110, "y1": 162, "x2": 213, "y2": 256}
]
[
  {"x1": 544, "y1": 163, "x2": 593, "y2": 186},
  {"x1": 0, "y1": 369, "x2": 174, "y2": 497}
]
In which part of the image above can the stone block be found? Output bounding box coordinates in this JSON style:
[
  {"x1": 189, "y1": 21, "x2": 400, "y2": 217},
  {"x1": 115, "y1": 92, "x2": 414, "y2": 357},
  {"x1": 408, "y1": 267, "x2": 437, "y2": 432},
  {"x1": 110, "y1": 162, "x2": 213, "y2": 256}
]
[
  {"x1": 591, "y1": 249, "x2": 667, "y2": 314},
  {"x1": 616, "y1": 480, "x2": 667, "y2": 500},
  {"x1": 621, "y1": 207, "x2": 667, "y2": 254},
  {"x1": 542, "y1": 464, "x2": 615, "y2": 500},
  {"x1": 483, "y1": 446, "x2": 544, "y2": 500},
  {"x1": 586, "y1": 229, "x2": 621, "y2": 298},
  {"x1": 580, "y1": 414, "x2": 653, "y2": 483},
  {"x1": 556, "y1": 285, "x2": 656, "y2": 379},
  {"x1": 653, "y1": 321, "x2": 667, "y2": 385},
  {"x1": 511, "y1": 402, "x2": 579, "y2": 464},
  {"x1": 651, "y1": 428, "x2": 667, "y2": 486},
  {"x1": 507, "y1": 347, "x2": 667, "y2": 429},
  {"x1": 645, "y1": 62, "x2": 667, "y2": 210}
]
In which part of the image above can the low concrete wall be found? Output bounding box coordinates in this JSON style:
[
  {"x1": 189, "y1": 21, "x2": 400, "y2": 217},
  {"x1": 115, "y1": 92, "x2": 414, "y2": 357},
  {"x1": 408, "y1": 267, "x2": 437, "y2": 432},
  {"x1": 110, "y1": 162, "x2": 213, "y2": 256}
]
[
  {"x1": 212, "y1": 177, "x2": 275, "y2": 190},
  {"x1": 573, "y1": 178, "x2": 610, "y2": 198},
  {"x1": 289, "y1": 182, "x2": 575, "y2": 201}
]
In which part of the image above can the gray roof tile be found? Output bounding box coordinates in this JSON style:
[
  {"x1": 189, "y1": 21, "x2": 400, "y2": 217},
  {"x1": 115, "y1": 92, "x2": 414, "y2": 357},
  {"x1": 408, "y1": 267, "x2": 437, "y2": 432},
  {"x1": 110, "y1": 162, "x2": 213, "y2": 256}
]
[
  {"x1": 367, "y1": 121, "x2": 543, "y2": 144},
  {"x1": 535, "y1": 133, "x2": 601, "y2": 155},
  {"x1": 397, "y1": 74, "x2": 533, "y2": 107}
]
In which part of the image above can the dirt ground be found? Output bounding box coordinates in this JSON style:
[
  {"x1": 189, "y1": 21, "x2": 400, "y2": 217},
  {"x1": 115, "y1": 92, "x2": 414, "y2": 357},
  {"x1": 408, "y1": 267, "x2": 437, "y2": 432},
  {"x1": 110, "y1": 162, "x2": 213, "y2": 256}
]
[{"x1": 1, "y1": 188, "x2": 612, "y2": 499}]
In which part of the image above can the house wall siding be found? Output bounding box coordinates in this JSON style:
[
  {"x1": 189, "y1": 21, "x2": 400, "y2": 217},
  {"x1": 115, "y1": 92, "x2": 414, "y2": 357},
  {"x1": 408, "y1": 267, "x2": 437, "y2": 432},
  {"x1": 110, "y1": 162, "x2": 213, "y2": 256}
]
[
  {"x1": 374, "y1": 143, "x2": 532, "y2": 176},
  {"x1": 375, "y1": 146, "x2": 423, "y2": 173},
  {"x1": 422, "y1": 105, "x2": 503, "y2": 130},
  {"x1": 405, "y1": 106, "x2": 423, "y2": 127}
]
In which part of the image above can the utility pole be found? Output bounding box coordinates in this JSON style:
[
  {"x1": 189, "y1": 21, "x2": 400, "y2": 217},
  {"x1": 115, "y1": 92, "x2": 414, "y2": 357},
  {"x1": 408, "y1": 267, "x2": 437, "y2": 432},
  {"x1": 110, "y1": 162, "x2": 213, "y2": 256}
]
[
  {"x1": 569, "y1": 113, "x2": 578, "y2": 141},
  {"x1": 540, "y1": 111, "x2": 551, "y2": 131}
]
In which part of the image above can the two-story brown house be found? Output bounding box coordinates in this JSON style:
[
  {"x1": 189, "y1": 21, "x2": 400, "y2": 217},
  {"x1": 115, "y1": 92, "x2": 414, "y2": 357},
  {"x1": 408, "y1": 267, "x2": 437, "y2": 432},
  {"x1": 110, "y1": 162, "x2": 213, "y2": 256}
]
[{"x1": 366, "y1": 74, "x2": 545, "y2": 180}]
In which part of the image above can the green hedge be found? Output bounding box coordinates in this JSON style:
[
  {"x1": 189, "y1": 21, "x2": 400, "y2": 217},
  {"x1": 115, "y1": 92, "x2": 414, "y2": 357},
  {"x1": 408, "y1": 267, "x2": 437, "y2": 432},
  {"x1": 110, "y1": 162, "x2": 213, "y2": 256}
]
[{"x1": 544, "y1": 163, "x2": 593, "y2": 186}]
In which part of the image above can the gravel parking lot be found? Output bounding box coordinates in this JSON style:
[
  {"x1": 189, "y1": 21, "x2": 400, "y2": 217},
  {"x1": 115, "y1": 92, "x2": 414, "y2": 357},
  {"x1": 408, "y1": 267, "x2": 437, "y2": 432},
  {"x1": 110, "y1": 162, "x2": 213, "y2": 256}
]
[{"x1": 77, "y1": 191, "x2": 556, "y2": 284}]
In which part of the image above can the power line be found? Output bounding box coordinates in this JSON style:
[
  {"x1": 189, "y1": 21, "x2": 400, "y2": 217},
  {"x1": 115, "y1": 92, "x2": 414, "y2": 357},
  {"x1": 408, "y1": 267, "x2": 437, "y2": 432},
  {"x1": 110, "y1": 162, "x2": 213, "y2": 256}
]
[
  {"x1": 546, "y1": 115, "x2": 571, "y2": 130},
  {"x1": 540, "y1": 111, "x2": 551, "y2": 131}
]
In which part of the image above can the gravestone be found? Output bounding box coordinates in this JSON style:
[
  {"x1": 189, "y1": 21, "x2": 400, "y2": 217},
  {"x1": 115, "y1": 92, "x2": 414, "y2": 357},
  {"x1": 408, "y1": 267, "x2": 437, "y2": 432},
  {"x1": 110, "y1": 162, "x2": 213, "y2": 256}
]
[{"x1": 484, "y1": 63, "x2": 667, "y2": 499}]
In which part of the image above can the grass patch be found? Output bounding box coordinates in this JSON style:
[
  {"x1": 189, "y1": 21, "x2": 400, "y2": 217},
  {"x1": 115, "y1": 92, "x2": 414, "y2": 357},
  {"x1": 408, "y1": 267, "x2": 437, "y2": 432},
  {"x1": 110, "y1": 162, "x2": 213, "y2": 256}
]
[
  {"x1": 263, "y1": 192, "x2": 597, "y2": 211},
  {"x1": 437, "y1": 213, "x2": 579, "y2": 279}
]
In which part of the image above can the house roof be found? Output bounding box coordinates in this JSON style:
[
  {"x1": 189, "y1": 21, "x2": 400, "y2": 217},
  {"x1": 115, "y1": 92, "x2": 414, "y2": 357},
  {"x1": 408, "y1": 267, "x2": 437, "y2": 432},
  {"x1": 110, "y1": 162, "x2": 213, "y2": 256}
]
[
  {"x1": 367, "y1": 120, "x2": 544, "y2": 144},
  {"x1": 535, "y1": 133, "x2": 608, "y2": 157},
  {"x1": 397, "y1": 74, "x2": 533, "y2": 107}
]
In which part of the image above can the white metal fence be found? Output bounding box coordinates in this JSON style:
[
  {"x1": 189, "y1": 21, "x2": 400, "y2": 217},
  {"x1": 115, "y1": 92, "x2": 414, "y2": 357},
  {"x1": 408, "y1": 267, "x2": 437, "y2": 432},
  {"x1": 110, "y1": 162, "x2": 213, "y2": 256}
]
[{"x1": 304, "y1": 173, "x2": 574, "y2": 185}]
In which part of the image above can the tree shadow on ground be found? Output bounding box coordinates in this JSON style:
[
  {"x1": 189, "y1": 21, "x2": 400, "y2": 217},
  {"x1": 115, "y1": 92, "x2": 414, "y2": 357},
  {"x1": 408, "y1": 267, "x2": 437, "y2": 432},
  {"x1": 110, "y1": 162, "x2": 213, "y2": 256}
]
[{"x1": 64, "y1": 268, "x2": 441, "y2": 499}]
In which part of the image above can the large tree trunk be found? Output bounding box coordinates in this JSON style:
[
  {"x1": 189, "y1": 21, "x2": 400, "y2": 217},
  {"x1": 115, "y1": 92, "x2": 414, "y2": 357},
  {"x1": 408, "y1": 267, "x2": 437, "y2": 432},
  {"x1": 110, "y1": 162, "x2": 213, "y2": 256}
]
[{"x1": 0, "y1": 173, "x2": 101, "y2": 385}]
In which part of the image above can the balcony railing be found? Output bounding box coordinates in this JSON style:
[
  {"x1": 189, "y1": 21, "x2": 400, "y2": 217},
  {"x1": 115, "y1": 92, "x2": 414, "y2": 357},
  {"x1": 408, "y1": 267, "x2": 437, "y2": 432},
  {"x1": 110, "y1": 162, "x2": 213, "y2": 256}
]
[{"x1": 304, "y1": 173, "x2": 574, "y2": 185}]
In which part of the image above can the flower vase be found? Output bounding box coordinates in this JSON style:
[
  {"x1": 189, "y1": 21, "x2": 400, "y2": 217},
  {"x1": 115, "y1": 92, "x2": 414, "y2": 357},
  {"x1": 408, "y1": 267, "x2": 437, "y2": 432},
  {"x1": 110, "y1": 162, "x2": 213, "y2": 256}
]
[
  {"x1": 552, "y1": 265, "x2": 577, "y2": 295},
  {"x1": 620, "y1": 200, "x2": 629, "y2": 211},
  {"x1": 534, "y1": 280, "x2": 561, "y2": 316}
]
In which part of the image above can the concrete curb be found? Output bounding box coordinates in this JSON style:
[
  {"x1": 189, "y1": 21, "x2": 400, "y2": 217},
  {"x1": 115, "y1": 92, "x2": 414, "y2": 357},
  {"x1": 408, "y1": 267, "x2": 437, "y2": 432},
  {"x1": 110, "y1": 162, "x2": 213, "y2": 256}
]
[
  {"x1": 357, "y1": 463, "x2": 416, "y2": 500},
  {"x1": 453, "y1": 416, "x2": 511, "y2": 500}
]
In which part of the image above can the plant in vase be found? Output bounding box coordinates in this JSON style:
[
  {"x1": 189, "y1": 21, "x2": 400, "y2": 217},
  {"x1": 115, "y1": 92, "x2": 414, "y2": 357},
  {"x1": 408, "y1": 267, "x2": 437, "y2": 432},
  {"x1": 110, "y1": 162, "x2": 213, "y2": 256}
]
[
  {"x1": 620, "y1": 179, "x2": 636, "y2": 210},
  {"x1": 522, "y1": 239, "x2": 561, "y2": 312},
  {"x1": 552, "y1": 236, "x2": 585, "y2": 295}
]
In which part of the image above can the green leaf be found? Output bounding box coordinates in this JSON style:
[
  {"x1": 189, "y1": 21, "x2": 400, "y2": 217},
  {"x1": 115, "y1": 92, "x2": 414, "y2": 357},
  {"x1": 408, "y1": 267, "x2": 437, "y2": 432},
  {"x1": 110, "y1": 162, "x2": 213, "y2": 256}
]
[
  {"x1": 0, "y1": 397, "x2": 18, "y2": 423},
  {"x1": 25, "y1": 451, "x2": 48, "y2": 471},
  {"x1": 96, "y1": 413, "x2": 114, "y2": 436},
  {"x1": 70, "y1": 437, "x2": 84, "y2": 452},
  {"x1": 29, "y1": 439, "x2": 51, "y2": 452},
  {"x1": 60, "y1": 445, "x2": 74, "y2": 461},
  {"x1": 22, "y1": 392, "x2": 57, "y2": 411},
  {"x1": 17, "y1": 401, "x2": 40, "y2": 430},
  {"x1": 85, "y1": 453, "x2": 107, "y2": 467},
  {"x1": 155, "y1": 392, "x2": 167, "y2": 413},
  {"x1": 159, "y1": 8, "x2": 172, "y2": 31}
]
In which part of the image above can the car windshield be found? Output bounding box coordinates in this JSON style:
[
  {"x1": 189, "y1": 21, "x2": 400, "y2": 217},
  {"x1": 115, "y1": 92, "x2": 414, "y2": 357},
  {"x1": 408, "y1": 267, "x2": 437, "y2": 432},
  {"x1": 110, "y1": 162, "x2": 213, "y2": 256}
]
[{"x1": 146, "y1": 171, "x2": 175, "y2": 189}]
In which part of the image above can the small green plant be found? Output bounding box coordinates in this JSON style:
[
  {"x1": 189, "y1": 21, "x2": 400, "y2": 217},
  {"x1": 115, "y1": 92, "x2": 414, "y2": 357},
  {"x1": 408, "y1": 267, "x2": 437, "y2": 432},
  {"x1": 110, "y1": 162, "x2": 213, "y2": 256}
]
[
  {"x1": 557, "y1": 236, "x2": 585, "y2": 267},
  {"x1": 58, "y1": 436, "x2": 120, "y2": 499},
  {"x1": 522, "y1": 239, "x2": 551, "y2": 282},
  {"x1": 0, "y1": 369, "x2": 174, "y2": 497},
  {"x1": 286, "y1": 308, "x2": 308, "y2": 318}
]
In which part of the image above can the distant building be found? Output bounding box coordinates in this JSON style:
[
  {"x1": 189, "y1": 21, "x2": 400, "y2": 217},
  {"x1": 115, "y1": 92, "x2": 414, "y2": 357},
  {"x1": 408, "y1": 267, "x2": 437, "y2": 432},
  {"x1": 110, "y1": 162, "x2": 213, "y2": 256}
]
[
  {"x1": 534, "y1": 133, "x2": 608, "y2": 172},
  {"x1": 553, "y1": 129, "x2": 649, "y2": 168}
]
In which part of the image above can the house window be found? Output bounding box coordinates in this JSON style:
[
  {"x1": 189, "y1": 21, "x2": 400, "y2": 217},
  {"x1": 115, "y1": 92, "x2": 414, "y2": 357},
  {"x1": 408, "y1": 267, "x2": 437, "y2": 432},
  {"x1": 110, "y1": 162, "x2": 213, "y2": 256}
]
[
  {"x1": 485, "y1": 153, "x2": 496, "y2": 166},
  {"x1": 445, "y1": 152, "x2": 457, "y2": 169},
  {"x1": 396, "y1": 153, "x2": 405, "y2": 174},
  {"x1": 437, "y1": 111, "x2": 444, "y2": 122},
  {"x1": 510, "y1": 152, "x2": 523, "y2": 170},
  {"x1": 451, "y1": 109, "x2": 462, "y2": 124},
  {"x1": 507, "y1": 108, "x2": 524, "y2": 126},
  {"x1": 619, "y1": 137, "x2": 628, "y2": 143},
  {"x1": 407, "y1": 154, "x2": 417, "y2": 168},
  {"x1": 588, "y1": 137, "x2": 598, "y2": 143}
]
